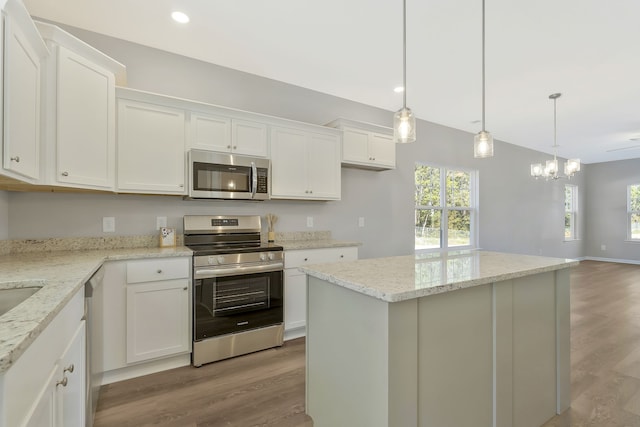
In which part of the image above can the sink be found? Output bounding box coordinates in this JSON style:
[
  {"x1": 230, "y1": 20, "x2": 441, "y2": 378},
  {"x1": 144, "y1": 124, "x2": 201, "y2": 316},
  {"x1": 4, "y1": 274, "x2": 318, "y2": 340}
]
[{"x1": 0, "y1": 286, "x2": 42, "y2": 316}]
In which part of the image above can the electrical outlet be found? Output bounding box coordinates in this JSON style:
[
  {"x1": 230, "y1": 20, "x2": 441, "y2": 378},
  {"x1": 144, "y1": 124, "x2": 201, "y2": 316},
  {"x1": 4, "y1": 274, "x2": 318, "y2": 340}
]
[
  {"x1": 601, "y1": 244, "x2": 606, "y2": 251},
  {"x1": 156, "y1": 216, "x2": 167, "y2": 230},
  {"x1": 103, "y1": 217, "x2": 115, "y2": 233},
  {"x1": 358, "y1": 217, "x2": 365, "y2": 227},
  {"x1": 306, "y1": 216, "x2": 314, "y2": 228}
]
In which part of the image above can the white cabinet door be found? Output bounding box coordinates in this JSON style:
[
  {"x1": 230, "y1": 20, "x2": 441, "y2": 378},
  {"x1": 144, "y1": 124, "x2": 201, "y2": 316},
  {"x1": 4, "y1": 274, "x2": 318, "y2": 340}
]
[
  {"x1": 117, "y1": 99, "x2": 186, "y2": 194},
  {"x1": 284, "y1": 269, "x2": 306, "y2": 331},
  {"x1": 54, "y1": 45, "x2": 115, "y2": 189},
  {"x1": 23, "y1": 366, "x2": 57, "y2": 427},
  {"x1": 369, "y1": 133, "x2": 395, "y2": 168},
  {"x1": 307, "y1": 132, "x2": 341, "y2": 200},
  {"x1": 2, "y1": 10, "x2": 45, "y2": 182},
  {"x1": 188, "y1": 113, "x2": 267, "y2": 157},
  {"x1": 271, "y1": 126, "x2": 341, "y2": 200},
  {"x1": 342, "y1": 128, "x2": 370, "y2": 164},
  {"x1": 232, "y1": 119, "x2": 268, "y2": 157},
  {"x1": 57, "y1": 321, "x2": 85, "y2": 427},
  {"x1": 270, "y1": 126, "x2": 308, "y2": 198},
  {"x1": 126, "y1": 279, "x2": 190, "y2": 363},
  {"x1": 189, "y1": 112, "x2": 231, "y2": 152}
]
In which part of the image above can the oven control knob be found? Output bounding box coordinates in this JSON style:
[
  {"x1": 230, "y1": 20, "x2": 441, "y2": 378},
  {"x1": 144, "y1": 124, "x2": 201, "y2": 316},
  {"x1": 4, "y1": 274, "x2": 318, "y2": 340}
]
[
  {"x1": 259, "y1": 253, "x2": 267, "y2": 261},
  {"x1": 208, "y1": 256, "x2": 216, "y2": 265},
  {"x1": 217, "y1": 256, "x2": 225, "y2": 264},
  {"x1": 267, "y1": 252, "x2": 275, "y2": 260}
]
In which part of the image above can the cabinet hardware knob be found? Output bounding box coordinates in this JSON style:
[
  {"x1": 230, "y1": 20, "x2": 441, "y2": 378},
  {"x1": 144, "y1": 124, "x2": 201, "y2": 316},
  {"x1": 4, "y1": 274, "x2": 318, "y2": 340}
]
[
  {"x1": 340, "y1": 255, "x2": 344, "y2": 258},
  {"x1": 56, "y1": 377, "x2": 68, "y2": 387},
  {"x1": 304, "y1": 258, "x2": 308, "y2": 261},
  {"x1": 233, "y1": 146, "x2": 237, "y2": 149},
  {"x1": 157, "y1": 269, "x2": 162, "y2": 274},
  {"x1": 63, "y1": 364, "x2": 74, "y2": 374},
  {"x1": 183, "y1": 287, "x2": 188, "y2": 290},
  {"x1": 179, "y1": 184, "x2": 184, "y2": 188},
  {"x1": 61, "y1": 171, "x2": 69, "y2": 177},
  {"x1": 227, "y1": 145, "x2": 231, "y2": 149},
  {"x1": 10, "y1": 156, "x2": 20, "y2": 162}
]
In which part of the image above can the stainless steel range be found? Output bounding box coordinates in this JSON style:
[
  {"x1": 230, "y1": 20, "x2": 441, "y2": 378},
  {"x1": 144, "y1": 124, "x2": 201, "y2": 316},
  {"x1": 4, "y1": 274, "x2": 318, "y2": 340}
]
[{"x1": 184, "y1": 215, "x2": 284, "y2": 367}]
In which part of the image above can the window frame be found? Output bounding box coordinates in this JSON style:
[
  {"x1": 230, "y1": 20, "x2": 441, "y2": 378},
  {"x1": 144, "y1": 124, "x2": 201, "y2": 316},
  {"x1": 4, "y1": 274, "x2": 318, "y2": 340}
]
[
  {"x1": 414, "y1": 163, "x2": 478, "y2": 252},
  {"x1": 627, "y1": 184, "x2": 640, "y2": 241},
  {"x1": 564, "y1": 184, "x2": 578, "y2": 241}
]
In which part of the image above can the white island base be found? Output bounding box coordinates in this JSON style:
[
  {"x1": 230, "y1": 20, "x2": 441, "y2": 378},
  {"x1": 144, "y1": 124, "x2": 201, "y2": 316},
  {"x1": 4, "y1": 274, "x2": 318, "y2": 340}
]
[{"x1": 304, "y1": 252, "x2": 572, "y2": 427}]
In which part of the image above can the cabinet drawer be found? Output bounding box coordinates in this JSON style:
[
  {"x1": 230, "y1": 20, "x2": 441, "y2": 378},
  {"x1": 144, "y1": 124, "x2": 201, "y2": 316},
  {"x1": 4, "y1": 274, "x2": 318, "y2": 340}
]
[
  {"x1": 126, "y1": 258, "x2": 190, "y2": 284},
  {"x1": 285, "y1": 247, "x2": 358, "y2": 269}
]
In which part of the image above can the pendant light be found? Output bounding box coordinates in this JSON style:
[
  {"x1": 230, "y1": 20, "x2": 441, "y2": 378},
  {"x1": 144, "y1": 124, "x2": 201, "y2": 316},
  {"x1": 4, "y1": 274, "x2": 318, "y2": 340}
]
[
  {"x1": 473, "y1": 0, "x2": 494, "y2": 158},
  {"x1": 393, "y1": 0, "x2": 416, "y2": 143},
  {"x1": 530, "y1": 93, "x2": 581, "y2": 180}
]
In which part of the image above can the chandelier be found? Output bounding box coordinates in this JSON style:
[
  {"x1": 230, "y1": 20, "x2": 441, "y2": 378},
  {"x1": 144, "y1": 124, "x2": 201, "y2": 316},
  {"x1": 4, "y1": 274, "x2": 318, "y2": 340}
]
[{"x1": 530, "y1": 93, "x2": 580, "y2": 180}]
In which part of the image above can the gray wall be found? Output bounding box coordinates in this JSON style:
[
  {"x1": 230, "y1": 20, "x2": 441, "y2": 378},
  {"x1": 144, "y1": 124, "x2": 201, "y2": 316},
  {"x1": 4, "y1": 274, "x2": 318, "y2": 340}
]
[
  {"x1": 585, "y1": 158, "x2": 640, "y2": 262},
  {"x1": 0, "y1": 191, "x2": 8, "y2": 240},
  {"x1": 5, "y1": 23, "x2": 587, "y2": 260}
]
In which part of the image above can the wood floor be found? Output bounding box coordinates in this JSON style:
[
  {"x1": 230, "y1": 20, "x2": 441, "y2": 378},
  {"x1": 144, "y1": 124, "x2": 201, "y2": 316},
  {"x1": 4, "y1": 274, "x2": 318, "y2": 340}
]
[{"x1": 95, "y1": 260, "x2": 640, "y2": 427}]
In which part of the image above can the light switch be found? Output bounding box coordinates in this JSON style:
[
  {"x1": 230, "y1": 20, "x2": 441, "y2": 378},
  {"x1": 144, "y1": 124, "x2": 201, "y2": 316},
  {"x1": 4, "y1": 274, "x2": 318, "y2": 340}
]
[
  {"x1": 306, "y1": 217, "x2": 314, "y2": 228},
  {"x1": 358, "y1": 217, "x2": 365, "y2": 227},
  {"x1": 103, "y1": 217, "x2": 115, "y2": 233}
]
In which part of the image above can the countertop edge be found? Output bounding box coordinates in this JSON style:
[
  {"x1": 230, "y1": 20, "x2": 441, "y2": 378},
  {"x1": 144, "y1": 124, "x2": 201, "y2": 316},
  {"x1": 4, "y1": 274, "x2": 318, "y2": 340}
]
[{"x1": 300, "y1": 254, "x2": 579, "y2": 303}]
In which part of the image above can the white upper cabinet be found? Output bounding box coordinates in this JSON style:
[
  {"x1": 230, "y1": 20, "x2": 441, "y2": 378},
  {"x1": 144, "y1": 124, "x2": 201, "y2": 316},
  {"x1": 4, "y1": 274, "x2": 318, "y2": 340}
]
[
  {"x1": 36, "y1": 21, "x2": 126, "y2": 190},
  {"x1": 188, "y1": 112, "x2": 268, "y2": 157},
  {"x1": 1, "y1": 0, "x2": 48, "y2": 183},
  {"x1": 270, "y1": 125, "x2": 341, "y2": 200},
  {"x1": 116, "y1": 89, "x2": 186, "y2": 195},
  {"x1": 327, "y1": 118, "x2": 396, "y2": 170}
]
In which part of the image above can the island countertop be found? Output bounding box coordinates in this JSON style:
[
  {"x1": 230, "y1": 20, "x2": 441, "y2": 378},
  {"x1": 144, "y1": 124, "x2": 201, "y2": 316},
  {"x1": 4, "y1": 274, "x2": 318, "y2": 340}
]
[{"x1": 299, "y1": 250, "x2": 579, "y2": 303}]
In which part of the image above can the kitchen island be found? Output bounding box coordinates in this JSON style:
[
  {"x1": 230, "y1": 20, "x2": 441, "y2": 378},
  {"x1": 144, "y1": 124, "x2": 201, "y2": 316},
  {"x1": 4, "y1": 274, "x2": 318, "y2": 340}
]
[{"x1": 300, "y1": 250, "x2": 578, "y2": 427}]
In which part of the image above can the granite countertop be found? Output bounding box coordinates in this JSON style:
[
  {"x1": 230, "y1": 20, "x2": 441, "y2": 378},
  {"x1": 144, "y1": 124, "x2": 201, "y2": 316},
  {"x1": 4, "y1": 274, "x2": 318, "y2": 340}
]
[
  {"x1": 277, "y1": 239, "x2": 362, "y2": 251},
  {"x1": 300, "y1": 250, "x2": 579, "y2": 303},
  {"x1": 0, "y1": 246, "x2": 192, "y2": 374}
]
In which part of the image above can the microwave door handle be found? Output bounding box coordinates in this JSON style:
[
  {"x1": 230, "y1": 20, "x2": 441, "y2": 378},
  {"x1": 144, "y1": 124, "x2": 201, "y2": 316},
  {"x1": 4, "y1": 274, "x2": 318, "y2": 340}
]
[{"x1": 251, "y1": 161, "x2": 258, "y2": 199}]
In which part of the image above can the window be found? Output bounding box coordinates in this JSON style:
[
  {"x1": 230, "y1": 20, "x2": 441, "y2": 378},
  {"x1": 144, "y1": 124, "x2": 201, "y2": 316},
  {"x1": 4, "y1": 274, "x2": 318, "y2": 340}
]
[
  {"x1": 564, "y1": 184, "x2": 578, "y2": 240},
  {"x1": 628, "y1": 184, "x2": 640, "y2": 240},
  {"x1": 415, "y1": 164, "x2": 477, "y2": 251}
]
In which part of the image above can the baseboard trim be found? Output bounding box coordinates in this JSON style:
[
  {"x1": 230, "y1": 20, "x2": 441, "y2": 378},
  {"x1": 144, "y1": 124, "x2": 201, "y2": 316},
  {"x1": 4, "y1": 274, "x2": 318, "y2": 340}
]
[
  {"x1": 101, "y1": 353, "x2": 191, "y2": 385},
  {"x1": 584, "y1": 256, "x2": 640, "y2": 266},
  {"x1": 284, "y1": 326, "x2": 306, "y2": 341}
]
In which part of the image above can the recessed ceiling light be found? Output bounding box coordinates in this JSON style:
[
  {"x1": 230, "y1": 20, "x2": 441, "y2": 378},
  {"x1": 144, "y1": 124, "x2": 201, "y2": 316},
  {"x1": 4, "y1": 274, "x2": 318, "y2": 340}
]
[
  {"x1": 393, "y1": 86, "x2": 404, "y2": 93},
  {"x1": 172, "y1": 11, "x2": 190, "y2": 24}
]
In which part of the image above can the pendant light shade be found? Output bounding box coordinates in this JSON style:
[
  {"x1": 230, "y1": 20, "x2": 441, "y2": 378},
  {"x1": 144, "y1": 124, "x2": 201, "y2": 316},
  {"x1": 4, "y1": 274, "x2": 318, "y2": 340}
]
[
  {"x1": 394, "y1": 107, "x2": 416, "y2": 143},
  {"x1": 393, "y1": 0, "x2": 416, "y2": 143},
  {"x1": 474, "y1": 0, "x2": 493, "y2": 158}
]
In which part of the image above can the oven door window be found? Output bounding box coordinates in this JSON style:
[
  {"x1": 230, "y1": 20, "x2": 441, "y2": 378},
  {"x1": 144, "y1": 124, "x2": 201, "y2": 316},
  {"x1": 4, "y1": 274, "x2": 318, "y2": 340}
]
[
  {"x1": 194, "y1": 271, "x2": 283, "y2": 340},
  {"x1": 193, "y1": 162, "x2": 251, "y2": 193}
]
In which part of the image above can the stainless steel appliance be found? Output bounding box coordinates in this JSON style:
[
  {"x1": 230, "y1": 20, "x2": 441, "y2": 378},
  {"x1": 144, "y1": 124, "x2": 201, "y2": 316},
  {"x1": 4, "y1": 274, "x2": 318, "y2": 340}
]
[
  {"x1": 184, "y1": 215, "x2": 284, "y2": 367},
  {"x1": 186, "y1": 149, "x2": 270, "y2": 200}
]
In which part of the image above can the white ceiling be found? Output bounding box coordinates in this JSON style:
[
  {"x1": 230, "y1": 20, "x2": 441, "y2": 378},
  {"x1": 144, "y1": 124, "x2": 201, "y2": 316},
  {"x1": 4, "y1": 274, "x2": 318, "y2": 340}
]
[{"x1": 23, "y1": 0, "x2": 640, "y2": 164}]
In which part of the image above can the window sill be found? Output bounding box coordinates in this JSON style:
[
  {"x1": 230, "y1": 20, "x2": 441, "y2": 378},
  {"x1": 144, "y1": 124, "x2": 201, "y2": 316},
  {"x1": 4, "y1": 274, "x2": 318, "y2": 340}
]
[
  {"x1": 624, "y1": 240, "x2": 640, "y2": 243},
  {"x1": 563, "y1": 239, "x2": 580, "y2": 243}
]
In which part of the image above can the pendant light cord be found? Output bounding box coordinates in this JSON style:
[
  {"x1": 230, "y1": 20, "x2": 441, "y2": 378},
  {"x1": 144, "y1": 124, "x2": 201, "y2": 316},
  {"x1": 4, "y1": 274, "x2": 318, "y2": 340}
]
[
  {"x1": 553, "y1": 96, "x2": 557, "y2": 161},
  {"x1": 403, "y1": 0, "x2": 407, "y2": 109},
  {"x1": 481, "y1": 0, "x2": 486, "y2": 132}
]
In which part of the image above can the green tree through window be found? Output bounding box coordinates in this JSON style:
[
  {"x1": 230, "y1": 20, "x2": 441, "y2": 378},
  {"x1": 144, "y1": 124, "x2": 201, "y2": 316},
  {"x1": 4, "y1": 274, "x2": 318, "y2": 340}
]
[
  {"x1": 415, "y1": 164, "x2": 476, "y2": 250},
  {"x1": 629, "y1": 184, "x2": 640, "y2": 240}
]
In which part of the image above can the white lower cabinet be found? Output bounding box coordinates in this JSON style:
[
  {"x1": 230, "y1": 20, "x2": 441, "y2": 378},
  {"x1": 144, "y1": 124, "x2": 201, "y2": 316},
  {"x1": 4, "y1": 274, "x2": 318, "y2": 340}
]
[
  {"x1": 0, "y1": 289, "x2": 85, "y2": 427},
  {"x1": 284, "y1": 246, "x2": 358, "y2": 338},
  {"x1": 126, "y1": 279, "x2": 190, "y2": 363},
  {"x1": 101, "y1": 257, "x2": 191, "y2": 383}
]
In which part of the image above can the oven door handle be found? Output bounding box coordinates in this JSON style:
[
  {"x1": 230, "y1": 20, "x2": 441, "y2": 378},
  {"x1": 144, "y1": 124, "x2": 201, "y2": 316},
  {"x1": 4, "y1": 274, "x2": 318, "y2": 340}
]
[{"x1": 194, "y1": 262, "x2": 283, "y2": 279}]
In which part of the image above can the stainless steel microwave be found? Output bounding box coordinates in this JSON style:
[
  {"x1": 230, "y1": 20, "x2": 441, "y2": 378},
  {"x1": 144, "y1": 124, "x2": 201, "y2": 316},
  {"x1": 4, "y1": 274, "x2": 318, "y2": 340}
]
[{"x1": 186, "y1": 150, "x2": 270, "y2": 200}]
